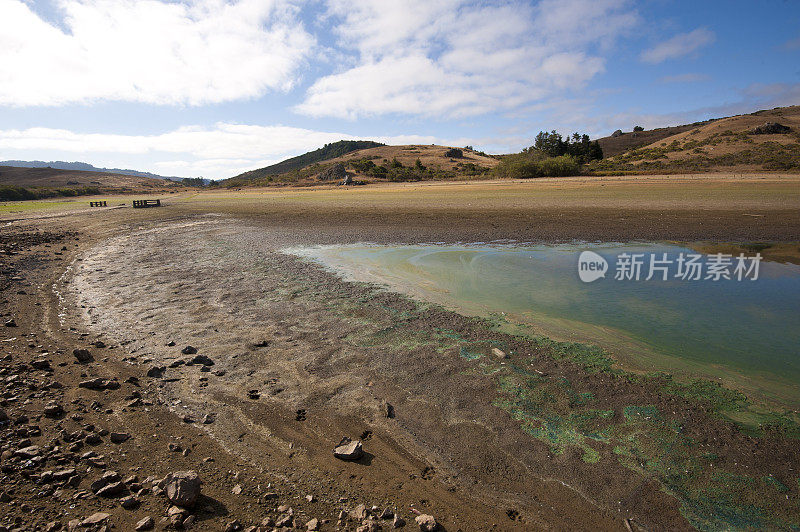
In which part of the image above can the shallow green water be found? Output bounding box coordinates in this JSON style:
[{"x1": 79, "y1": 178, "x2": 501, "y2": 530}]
[{"x1": 289, "y1": 242, "x2": 800, "y2": 407}]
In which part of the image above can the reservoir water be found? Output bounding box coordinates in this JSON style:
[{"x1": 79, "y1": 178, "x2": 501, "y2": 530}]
[{"x1": 287, "y1": 242, "x2": 800, "y2": 408}]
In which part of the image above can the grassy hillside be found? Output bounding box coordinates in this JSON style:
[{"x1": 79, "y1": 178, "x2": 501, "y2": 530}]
[
  {"x1": 224, "y1": 144, "x2": 500, "y2": 186},
  {"x1": 230, "y1": 140, "x2": 385, "y2": 183},
  {"x1": 596, "y1": 121, "x2": 717, "y2": 158},
  {"x1": 0, "y1": 166, "x2": 182, "y2": 201},
  {"x1": 589, "y1": 106, "x2": 800, "y2": 174}
]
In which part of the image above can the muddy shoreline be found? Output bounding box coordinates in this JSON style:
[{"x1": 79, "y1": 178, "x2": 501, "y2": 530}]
[{"x1": 1, "y1": 187, "x2": 800, "y2": 531}]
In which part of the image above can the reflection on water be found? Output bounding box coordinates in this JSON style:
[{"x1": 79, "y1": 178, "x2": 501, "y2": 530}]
[{"x1": 287, "y1": 242, "x2": 800, "y2": 407}]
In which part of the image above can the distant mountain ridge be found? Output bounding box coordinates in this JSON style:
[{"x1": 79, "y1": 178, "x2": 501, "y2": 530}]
[
  {"x1": 0, "y1": 160, "x2": 179, "y2": 181},
  {"x1": 230, "y1": 140, "x2": 385, "y2": 181}
]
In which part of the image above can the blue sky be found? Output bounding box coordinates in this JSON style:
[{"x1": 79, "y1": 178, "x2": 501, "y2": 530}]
[{"x1": 1, "y1": 0, "x2": 799, "y2": 179}]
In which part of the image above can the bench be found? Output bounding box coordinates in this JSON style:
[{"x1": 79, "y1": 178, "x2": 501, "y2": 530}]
[
  {"x1": 132, "y1": 199, "x2": 162, "y2": 208},
  {"x1": 89, "y1": 201, "x2": 107, "y2": 207}
]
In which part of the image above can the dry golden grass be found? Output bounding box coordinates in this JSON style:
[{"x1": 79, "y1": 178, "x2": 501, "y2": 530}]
[{"x1": 329, "y1": 144, "x2": 500, "y2": 171}]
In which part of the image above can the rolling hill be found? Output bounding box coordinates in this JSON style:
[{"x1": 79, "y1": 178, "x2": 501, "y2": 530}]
[
  {"x1": 0, "y1": 160, "x2": 178, "y2": 181},
  {"x1": 225, "y1": 143, "x2": 499, "y2": 186},
  {"x1": 231, "y1": 140, "x2": 385, "y2": 182},
  {"x1": 0, "y1": 165, "x2": 183, "y2": 200},
  {"x1": 589, "y1": 106, "x2": 800, "y2": 174}
]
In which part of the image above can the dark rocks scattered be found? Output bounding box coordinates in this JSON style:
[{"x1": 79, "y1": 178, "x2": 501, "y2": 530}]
[
  {"x1": 109, "y1": 431, "x2": 130, "y2": 443},
  {"x1": 751, "y1": 122, "x2": 792, "y2": 134},
  {"x1": 333, "y1": 438, "x2": 364, "y2": 461},
  {"x1": 190, "y1": 354, "x2": 214, "y2": 366},
  {"x1": 164, "y1": 470, "x2": 202, "y2": 508},
  {"x1": 78, "y1": 377, "x2": 120, "y2": 390},
  {"x1": 318, "y1": 163, "x2": 347, "y2": 182},
  {"x1": 31, "y1": 358, "x2": 52, "y2": 370},
  {"x1": 181, "y1": 345, "x2": 197, "y2": 355},
  {"x1": 4, "y1": 318, "x2": 17, "y2": 327},
  {"x1": 43, "y1": 402, "x2": 63, "y2": 417},
  {"x1": 146, "y1": 366, "x2": 165, "y2": 378},
  {"x1": 72, "y1": 349, "x2": 92, "y2": 363}
]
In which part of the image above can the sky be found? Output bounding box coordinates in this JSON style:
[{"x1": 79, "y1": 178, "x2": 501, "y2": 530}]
[{"x1": 1, "y1": 0, "x2": 799, "y2": 179}]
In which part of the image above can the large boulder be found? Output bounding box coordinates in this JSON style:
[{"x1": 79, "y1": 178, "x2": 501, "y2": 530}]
[
  {"x1": 165, "y1": 471, "x2": 202, "y2": 508},
  {"x1": 318, "y1": 163, "x2": 347, "y2": 181},
  {"x1": 751, "y1": 122, "x2": 791, "y2": 134}
]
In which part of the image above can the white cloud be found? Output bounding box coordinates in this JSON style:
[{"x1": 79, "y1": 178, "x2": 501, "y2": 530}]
[
  {"x1": 0, "y1": 123, "x2": 460, "y2": 178},
  {"x1": 296, "y1": 0, "x2": 638, "y2": 119},
  {"x1": 640, "y1": 27, "x2": 715, "y2": 64},
  {"x1": 0, "y1": 0, "x2": 314, "y2": 106}
]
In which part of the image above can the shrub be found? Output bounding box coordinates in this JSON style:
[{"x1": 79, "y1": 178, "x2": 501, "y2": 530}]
[
  {"x1": 633, "y1": 126, "x2": 644, "y2": 132},
  {"x1": 493, "y1": 153, "x2": 580, "y2": 179},
  {"x1": 444, "y1": 148, "x2": 463, "y2": 158}
]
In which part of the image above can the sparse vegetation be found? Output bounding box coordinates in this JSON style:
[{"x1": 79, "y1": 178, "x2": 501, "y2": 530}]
[
  {"x1": 493, "y1": 152, "x2": 581, "y2": 179},
  {"x1": 444, "y1": 148, "x2": 463, "y2": 158},
  {"x1": 0, "y1": 185, "x2": 102, "y2": 202}
]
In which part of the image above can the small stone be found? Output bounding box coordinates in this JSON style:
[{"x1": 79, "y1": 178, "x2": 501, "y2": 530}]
[
  {"x1": 80, "y1": 512, "x2": 110, "y2": 527},
  {"x1": 231, "y1": 484, "x2": 243, "y2": 495},
  {"x1": 110, "y1": 432, "x2": 130, "y2": 444},
  {"x1": 96, "y1": 481, "x2": 125, "y2": 497},
  {"x1": 15, "y1": 445, "x2": 41, "y2": 458},
  {"x1": 225, "y1": 519, "x2": 242, "y2": 532},
  {"x1": 415, "y1": 514, "x2": 437, "y2": 531},
  {"x1": 0, "y1": 408, "x2": 7, "y2": 422},
  {"x1": 350, "y1": 504, "x2": 369, "y2": 520},
  {"x1": 73, "y1": 349, "x2": 92, "y2": 363},
  {"x1": 392, "y1": 515, "x2": 406, "y2": 528},
  {"x1": 146, "y1": 366, "x2": 165, "y2": 378},
  {"x1": 191, "y1": 354, "x2": 214, "y2": 366},
  {"x1": 333, "y1": 438, "x2": 364, "y2": 461},
  {"x1": 491, "y1": 347, "x2": 507, "y2": 359},
  {"x1": 135, "y1": 516, "x2": 154, "y2": 531},
  {"x1": 120, "y1": 495, "x2": 139, "y2": 509},
  {"x1": 44, "y1": 402, "x2": 64, "y2": 417},
  {"x1": 165, "y1": 470, "x2": 202, "y2": 508},
  {"x1": 4, "y1": 319, "x2": 17, "y2": 327},
  {"x1": 31, "y1": 358, "x2": 52, "y2": 370},
  {"x1": 380, "y1": 508, "x2": 394, "y2": 519},
  {"x1": 306, "y1": 518, "x2": 319, "y2": 531},
  {"x1": 181, "y1": 345, "x2": 197, "y2": 355},
  {"x1": 202, "y1": 414, "x2": 215, "y2": 424}
]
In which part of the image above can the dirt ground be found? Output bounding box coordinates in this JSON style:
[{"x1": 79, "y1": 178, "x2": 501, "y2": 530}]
[{"x1": 1, "y1": 175, "x2": 799, "y2": 531}]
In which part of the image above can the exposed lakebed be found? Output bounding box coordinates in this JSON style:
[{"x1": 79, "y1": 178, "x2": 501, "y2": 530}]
[{"x1": 287, "y1": 241, "x2": 800, "y2": 409}]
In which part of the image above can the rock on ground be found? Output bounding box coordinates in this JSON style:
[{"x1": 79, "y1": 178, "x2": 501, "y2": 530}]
[
  {"x1": 333, "y1": 438, "x2": 364, "y2": 460},
  {"x1": 415, "y1": 514, "x2": 438, "y2": 531},
  {"x1": 165, "y1": 470, "x2": 202, "y2": 508}
]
